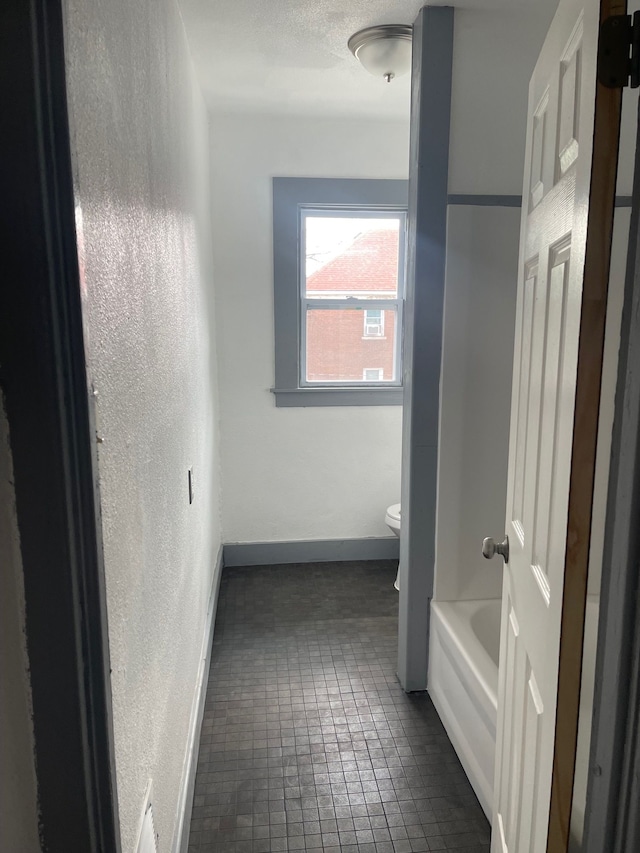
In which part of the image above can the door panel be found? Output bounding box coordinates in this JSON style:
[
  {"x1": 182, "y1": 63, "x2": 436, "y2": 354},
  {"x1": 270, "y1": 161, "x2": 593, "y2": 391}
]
[
  {"x1": 531, "y1": 241, "x2": 571, "y2": 599},
  {"x1": 496, "y1": 590, "x2": 546, "y2": 853},
  {"x1": 511, "y1": 261, "x2": 538, "y2": 534},
  {"x1": 557, "y1": 25, "x2": 583, "y2": 178},
  {"x1": 530, "y1": 98, "x2": 549, "y2": 209}
]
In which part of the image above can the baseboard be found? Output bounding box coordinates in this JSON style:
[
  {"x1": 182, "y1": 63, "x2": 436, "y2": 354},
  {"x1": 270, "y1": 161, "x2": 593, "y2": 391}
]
[
  {"x1": 223, "y1": 536, "x2": 400, "y2": 567},
  {"x1": 173, "y1": 544, "x2": 224, "y2": 853}
]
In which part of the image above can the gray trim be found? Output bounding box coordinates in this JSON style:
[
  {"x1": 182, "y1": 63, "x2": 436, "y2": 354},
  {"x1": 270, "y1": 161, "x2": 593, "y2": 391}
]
[
  {"x1": 273, "y1": 387, "x2": 403, "y2": 407},
  {"x1": 445, "y1": 194, "x2": 634, "y2": 207},
  {"x1": 223, "y1": 537, "x2": 400, "y2": 567},
  {"x1": 447, "y1": 194, "x2": 522, "y2": 207},
  {"x1": 398, "y1": 6, "x2": 454, "y2": 692},
  {"x1": 175, "y1": 545, "x2": 223, "y2": 853},
  {"x1": 583, "y1": 102, "x2": 640, "y2": 853},
  {"x1": 303, "y1": 298, "x2": 399, "y2": 309},
  {"x1": 272, "y1": 177, "x2": 409, "y2": 407},
  {"x1": 1, "y1": 2, "x2": 121, "y2": 847}
]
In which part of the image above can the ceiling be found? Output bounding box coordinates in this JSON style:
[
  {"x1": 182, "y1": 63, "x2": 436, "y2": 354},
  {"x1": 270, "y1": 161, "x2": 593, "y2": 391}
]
[{"x1": 178, "y1": 0, "x2": 559, "y2": 120}]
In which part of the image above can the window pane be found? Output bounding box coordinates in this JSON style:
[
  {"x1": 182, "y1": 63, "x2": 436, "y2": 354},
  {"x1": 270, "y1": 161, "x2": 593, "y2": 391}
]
[
  {"x1": 305, "y1": 308, "x2": 398, "y2": 383},
  {"x1": 304, "y1": 216, "x2": 400, "y2": 299}
]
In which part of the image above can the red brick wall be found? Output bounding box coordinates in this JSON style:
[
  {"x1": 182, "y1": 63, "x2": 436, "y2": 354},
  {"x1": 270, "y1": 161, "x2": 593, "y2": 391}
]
[{"x1": 306, "y1": 309, "x2": 397, "y2": 381}]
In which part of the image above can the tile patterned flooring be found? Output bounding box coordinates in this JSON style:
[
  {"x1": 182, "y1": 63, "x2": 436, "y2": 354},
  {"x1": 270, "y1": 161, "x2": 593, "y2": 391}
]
[{"x1": 187, "y1": 561, "x2": 490, "y2": 853}]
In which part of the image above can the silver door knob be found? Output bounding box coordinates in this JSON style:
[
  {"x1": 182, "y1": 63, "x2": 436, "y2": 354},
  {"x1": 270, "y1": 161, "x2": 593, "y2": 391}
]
[{"x1": 482, "y1": 535, "x2": 509, "y2": 563}]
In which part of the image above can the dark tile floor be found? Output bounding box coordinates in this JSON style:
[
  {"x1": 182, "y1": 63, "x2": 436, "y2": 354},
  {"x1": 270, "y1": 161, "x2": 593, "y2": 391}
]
[{"x1": 187, "y1": 561, "x2": 490, "y2": 853}]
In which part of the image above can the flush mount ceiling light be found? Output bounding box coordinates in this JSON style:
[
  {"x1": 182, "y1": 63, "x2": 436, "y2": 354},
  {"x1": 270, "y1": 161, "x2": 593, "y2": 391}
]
[{"x1": 348, "y1": 25, "x2": 413, "y2": 83}]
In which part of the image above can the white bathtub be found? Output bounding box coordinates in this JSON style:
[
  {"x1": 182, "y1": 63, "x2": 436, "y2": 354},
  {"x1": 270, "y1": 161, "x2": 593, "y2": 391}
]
[
  {"x1": 428, "y1": 599, "x2": 501, "y2": 819},
  {"x1": 428, "y1": 596, "x2": 599, "y2": 836}
]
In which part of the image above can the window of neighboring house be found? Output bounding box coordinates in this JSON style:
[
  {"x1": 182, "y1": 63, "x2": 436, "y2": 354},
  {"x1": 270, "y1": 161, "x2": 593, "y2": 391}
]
[
  {"x1": 363, "y1": 309, "x2": 384, "y2": 338},
  {"x1": 363, "y1": 368, "x2": 384, "y2": 381},
  {"x1": 272, "y1": 177, "x2": 408, "y2": 407}
]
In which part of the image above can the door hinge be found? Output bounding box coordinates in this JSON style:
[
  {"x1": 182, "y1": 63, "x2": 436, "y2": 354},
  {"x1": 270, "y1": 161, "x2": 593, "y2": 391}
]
[{"x1": 598, "y1": 12, "x2": 640, "y2": 88}]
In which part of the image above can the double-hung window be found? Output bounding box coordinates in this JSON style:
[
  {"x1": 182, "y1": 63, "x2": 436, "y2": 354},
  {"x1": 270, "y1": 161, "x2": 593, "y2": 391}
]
[{"x1": 272, "y1": 177, "x2": 408, "y2": 407}]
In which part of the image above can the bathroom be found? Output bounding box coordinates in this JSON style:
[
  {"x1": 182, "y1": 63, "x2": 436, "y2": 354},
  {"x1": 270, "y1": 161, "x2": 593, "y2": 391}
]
[
  {"x1": 180, "y1": 0, "x2": 639, "y2": 849},
  {"x1": 6, "y1": 0, "x2": 640, "y2": 851}
]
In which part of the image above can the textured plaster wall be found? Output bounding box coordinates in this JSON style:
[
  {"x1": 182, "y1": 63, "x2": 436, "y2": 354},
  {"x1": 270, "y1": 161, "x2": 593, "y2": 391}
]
[
  {"x1": 210, "y1": 115, "x2": 408, "y2": 544},
  {"x1": 63, "y1": 1, "x2": 221, "y2": 851},
  {"x1": 0, "y1": 398, "x2": 41, "y2": 853}
]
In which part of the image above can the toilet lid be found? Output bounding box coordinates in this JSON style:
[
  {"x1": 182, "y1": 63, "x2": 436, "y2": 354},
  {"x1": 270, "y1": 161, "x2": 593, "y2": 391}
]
[{"x1": 386, "y1": 503, "x2": 401, "y2": 522}]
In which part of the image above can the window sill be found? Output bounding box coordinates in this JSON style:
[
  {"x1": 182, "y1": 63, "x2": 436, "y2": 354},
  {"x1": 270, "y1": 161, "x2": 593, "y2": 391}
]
[{"x1": 272, "y1": 386, "x2": 403, "y2": 408}]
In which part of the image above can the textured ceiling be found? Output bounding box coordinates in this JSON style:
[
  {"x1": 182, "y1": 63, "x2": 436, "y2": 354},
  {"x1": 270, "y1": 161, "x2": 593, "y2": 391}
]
[{"x1": 179, "y1": 0, "x2": 559, "y2": 119}]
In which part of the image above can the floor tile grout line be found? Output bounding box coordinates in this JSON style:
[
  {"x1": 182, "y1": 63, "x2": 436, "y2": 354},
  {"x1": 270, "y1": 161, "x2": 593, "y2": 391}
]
[{"x1": 187, "y1": 561, "x2": 490, "y2": 853}]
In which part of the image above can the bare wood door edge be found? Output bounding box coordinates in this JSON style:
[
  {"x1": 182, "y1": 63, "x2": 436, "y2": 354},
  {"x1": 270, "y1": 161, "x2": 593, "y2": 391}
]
[{"x1": 546, "y1": 0, "x2": 625, "y2": 849}]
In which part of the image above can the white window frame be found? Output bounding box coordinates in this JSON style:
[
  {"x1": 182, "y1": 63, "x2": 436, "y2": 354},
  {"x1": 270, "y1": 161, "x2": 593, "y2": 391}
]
[
  {"x1": 299, "y1": 207, "x2": 405, "y2": 390},
  {"x1": 272, "y1": 177, "x2": 408, "y2": 408}
]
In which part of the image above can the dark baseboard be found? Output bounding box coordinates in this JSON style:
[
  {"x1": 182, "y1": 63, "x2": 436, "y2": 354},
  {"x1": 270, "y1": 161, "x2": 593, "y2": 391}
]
[{"x1": 223, "y1": 537, "x2": 400, "y2": 567}]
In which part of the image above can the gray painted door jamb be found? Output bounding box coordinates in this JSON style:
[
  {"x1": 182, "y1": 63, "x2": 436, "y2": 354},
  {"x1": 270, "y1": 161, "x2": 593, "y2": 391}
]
[
  {"x1": 397, "y1": 5, "x2": 454, "y2": 692},
  {"x1": 583, "y1": 97, "x2": 640, "y2": 853}
]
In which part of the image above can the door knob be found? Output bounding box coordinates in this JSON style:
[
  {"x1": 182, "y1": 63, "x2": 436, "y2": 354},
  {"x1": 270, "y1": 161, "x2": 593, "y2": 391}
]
[{"x1": 482, "y1": 535, "x2": 509, "y2": 563}]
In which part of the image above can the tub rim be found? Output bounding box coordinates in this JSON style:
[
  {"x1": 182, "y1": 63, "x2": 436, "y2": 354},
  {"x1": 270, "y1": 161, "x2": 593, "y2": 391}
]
[{"x1": 431, "y1": 599, "x2": 500, "y2": 718}]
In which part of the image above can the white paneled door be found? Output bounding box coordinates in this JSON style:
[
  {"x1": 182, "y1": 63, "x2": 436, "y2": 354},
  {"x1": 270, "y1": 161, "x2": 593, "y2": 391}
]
[{"x1": 491, "y1": 0, "x2": 621, "y2": 851}]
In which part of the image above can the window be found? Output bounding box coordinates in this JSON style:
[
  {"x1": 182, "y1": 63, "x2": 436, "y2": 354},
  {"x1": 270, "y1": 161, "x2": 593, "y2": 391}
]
[
  {"x1": 363, "y1": 310, "x2": 384, "y2": 338},
  {"x1": 272, "y1": 178, "x2": 408, "y2": 407},
  {"x1": 363, "y1": 368, "x2": 384, "y2": 381}
]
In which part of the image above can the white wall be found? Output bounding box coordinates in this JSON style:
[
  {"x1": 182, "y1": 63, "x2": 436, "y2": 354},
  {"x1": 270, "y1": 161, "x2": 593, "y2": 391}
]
[
  {"x1": 0, "y1": 399, "x2": 41, "y2": 853},
  {"x1": 434, "y1": 206, "x2": 520, "y2": 602},
  {"x1": 207, "y1": 7, "x2": 551, "y2": 547},
  {"x1": 63, "y1": 1, "x2": 222, "y2": 851},
  {"x1": 210, "y1": 115, "x2": 409, "y2": 544},
  {"x1": 449, "y1": 8, "x2": 553, "y2": 194},
  {"x1": 434, "y1": 194, "x2": 631, "y2": 607}
]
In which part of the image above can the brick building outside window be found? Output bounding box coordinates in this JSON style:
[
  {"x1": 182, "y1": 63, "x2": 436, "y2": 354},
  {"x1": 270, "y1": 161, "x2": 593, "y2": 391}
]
[{"x1": 304, "y1": 222, "x2": 402, "y2": 384}]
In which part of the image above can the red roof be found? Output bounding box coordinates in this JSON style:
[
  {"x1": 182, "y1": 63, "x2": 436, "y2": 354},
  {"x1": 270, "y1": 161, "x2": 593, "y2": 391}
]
[{"x1": 306, "y1": 228, "x2": 399, "y2": 293}]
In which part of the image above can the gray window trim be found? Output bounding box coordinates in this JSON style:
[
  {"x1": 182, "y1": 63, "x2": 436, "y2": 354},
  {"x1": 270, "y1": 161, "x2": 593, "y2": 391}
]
[{"x1": 272, "y1": 177, "x2": 409, "y2": 407}]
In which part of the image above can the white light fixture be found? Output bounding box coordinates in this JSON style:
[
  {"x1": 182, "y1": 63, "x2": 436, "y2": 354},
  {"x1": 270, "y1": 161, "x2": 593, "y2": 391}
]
[{"x1": 348, "y1": 25, "x2": 413, "y2": 83}]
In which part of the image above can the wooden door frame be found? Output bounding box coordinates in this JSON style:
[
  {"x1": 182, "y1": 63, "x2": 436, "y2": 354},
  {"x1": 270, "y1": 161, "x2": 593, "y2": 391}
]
[
  {"x1": 1, "y1": 1, "x2": 120, "y2": 850},
  {"x1": 582, "y1": 91, "x2": 640, "y2": 853}
]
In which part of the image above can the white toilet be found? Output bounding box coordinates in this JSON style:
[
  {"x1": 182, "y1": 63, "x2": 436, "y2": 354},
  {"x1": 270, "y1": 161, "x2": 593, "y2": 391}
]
[{"x1": 385, "y1": 503, "x2": 401, "y2": 590}]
